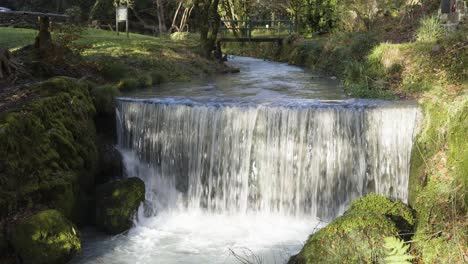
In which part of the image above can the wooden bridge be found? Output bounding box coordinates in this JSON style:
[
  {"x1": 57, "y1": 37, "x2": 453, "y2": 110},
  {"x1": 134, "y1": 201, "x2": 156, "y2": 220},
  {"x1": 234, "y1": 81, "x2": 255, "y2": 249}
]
[{"x1": 214, "y1": 19, "x2": 292, "y2": 60}]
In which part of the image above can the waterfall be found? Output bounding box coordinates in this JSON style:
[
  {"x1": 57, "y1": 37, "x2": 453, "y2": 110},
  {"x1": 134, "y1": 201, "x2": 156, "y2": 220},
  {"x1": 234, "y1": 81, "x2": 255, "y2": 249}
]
[{"x1": 116, "y1": 98, "x2": 420, "y2": 221}]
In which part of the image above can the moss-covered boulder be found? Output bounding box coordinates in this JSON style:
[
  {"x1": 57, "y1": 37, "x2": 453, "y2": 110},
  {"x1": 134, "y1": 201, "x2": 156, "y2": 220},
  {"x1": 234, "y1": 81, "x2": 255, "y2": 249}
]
[
  {"x1": 95, "y1": 177, "x2": 145, "y2": 234},
  {"x1": 289, "y1": 194, "x2": 414, "y2": 264},
  {"x1": 0, "y1": 77, "x2": 98, "y2": 222},
  {"x1": 10, "y1": 210, "x2": 80, "y2": 264}
]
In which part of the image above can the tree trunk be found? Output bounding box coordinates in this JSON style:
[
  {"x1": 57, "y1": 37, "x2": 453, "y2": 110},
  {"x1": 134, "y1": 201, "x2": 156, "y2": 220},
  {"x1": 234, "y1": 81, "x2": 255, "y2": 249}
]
[
  {"x1": 197, "y1": 0, "x2": 220, "y2": 58},
  {"x1": 156, "y1": 0, "x2": 167, "y2": 33},
  {"x1": 34, "y1": 16, "x2": 54, "y2": 52},
  {"x1": 0, "y1": 48, "x2": 18, "y2": 81}
]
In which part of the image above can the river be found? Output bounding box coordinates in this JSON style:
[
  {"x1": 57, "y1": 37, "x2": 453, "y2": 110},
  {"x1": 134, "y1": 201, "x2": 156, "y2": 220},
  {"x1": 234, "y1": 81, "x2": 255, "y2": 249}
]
[{"x1": 71, "y1": 57, "x2": 420, "y2": 264}]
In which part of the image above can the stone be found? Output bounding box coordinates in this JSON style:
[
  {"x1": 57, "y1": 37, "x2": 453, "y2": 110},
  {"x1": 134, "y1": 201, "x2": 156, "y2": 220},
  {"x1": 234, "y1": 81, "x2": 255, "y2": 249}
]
[
  {"x1": 289, "y1": 194, "x2": 414, "y2": 264},
  {"x1": 10, "y1": 210, "x2": 80, "y2": 264},
  {"x1": 95, "y1": 177, "x2": 145, "y2": 234}
]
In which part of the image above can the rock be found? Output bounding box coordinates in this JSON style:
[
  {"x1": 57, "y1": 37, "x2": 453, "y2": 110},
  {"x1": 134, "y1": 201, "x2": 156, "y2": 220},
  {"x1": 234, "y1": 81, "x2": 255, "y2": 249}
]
[
  {"x1": 432, "y1": 45, "x2": 441, "y2": 53},
  {"x1": 96, "y1": 142, "x2": 123, "y2": 185},
  {"x1": 289, "y1": 194, "x2": 414, "y2": 264},
  {"x1": 10, "y1": 210, "x2": 81, "y2": 264},
  {"x1": 95, "y1": 178, "x2": 145, "y2": 234}
]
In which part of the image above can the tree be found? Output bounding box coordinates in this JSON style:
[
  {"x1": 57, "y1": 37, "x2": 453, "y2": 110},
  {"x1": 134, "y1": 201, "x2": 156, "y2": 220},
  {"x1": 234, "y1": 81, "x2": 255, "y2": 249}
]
[{"x1": 195, "y1": 0, "x2": 221, "y2": 58}]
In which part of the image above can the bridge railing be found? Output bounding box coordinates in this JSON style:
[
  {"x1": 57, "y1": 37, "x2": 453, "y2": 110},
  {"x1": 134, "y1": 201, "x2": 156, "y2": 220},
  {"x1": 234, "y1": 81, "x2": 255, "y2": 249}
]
[{"x1": 216, "y1": 19, "x2": 292, "y2": 38}]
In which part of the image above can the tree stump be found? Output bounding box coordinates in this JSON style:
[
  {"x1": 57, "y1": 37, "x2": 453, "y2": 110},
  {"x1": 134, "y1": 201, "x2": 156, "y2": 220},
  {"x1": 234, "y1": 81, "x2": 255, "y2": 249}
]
[{"x1": 0, "y1": 48, "x2": 17, "y2": 81}]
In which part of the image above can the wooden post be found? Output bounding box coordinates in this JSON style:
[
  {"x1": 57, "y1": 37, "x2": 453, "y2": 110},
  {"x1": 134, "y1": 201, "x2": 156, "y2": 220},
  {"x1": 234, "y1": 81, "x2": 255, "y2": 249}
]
[
  {"x1": 116, "y1": 11, "x2": 119, "y2": 35},
  {"x1": 126, "y1": 14, "x2": 129, "y2": 39}
]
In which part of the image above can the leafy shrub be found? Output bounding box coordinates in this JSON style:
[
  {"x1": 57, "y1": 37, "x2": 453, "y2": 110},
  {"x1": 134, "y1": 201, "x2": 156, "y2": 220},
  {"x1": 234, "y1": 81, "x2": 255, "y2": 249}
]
[
  {"x1": 91, "y1": 84, "x2": 120, "y2": 115},
  {"x1": 117, "y1": 78, "x2": 139, "y2": 91},
  {"x1": 383, "y1": 237, "x2": 414, "y2": 264},
  {"x1": 137, "y1": 73, "x2": 153, "y2": 87},
  {"x1": 99, "y1": 62, "x2": 129, "y2": 82},
  {"x1": 150, "y1": 71, "x2": 167, "y2": 84},
  {"x1": 65, "y1": 6, "x2": 82, "y2": 24}
]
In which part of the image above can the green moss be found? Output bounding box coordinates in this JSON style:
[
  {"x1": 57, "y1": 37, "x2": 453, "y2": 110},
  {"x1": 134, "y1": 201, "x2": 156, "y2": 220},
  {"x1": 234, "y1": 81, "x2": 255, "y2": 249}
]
[
  {"x1": 291, "y1": 194, "x2": 414, "y2": 264},
  {"x1": 0, "y1": 77, "x2": 98, "y2": 221},
  {"x1": 292, "y1": 212, "x2": 399, "y2": 264},
  {"x1": 91, "y1": 84, "x2": 121, "y2": 116},
  {"x1": 99, "y1": 61, "x2": 130, "y2": 82},
  {"x1": 447, "y1": 97, "x2": 468, "y2": 204},
  {"x1": 117, "y1": 78, "x2": 140, "y2": 91},
  {"x1": 95, "y1": 177, "x2": 145, "y2": 234},
  {"x1": 10, "y1": 210, "x2": 81, "y2": 264},
  {"x1": 408, "y1": 95, "x2": 467, "y2": 263},
  {"x1": 348, "y1": 194, "x2": 415, "y2": 232}
]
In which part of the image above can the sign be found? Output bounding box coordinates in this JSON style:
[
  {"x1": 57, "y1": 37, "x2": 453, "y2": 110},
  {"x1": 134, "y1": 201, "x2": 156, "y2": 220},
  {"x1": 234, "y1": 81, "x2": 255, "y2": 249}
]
[
  {"x1": 116, "y1": 5, "x2": 129, "y2": 38},
  {"x1": 116, "y1": 6, "x2": 128, "y2": 22}
]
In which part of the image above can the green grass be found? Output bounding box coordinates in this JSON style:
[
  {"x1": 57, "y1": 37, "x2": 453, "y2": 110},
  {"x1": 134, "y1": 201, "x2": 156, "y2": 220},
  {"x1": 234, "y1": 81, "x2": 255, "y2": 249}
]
[
  {"x1": 0, "y1": 27, "x2": 221, "y2": 87},
  {"x1": 0, "y1": 27, "x2": 36, "y2": 50}
]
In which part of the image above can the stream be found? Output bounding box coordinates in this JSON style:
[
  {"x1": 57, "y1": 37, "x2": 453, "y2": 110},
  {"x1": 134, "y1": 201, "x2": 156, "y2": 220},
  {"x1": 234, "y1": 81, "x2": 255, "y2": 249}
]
[{"x1": 71, "y1": 57, "x2": 420, "y2": 264}]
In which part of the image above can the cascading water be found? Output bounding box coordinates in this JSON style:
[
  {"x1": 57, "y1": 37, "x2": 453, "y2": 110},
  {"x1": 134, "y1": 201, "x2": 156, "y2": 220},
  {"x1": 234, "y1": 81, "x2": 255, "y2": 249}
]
[
  {"x1": 117, "y1": 100, "x2": 420, "y2": 221},
  {"x1": 72, "y1": 57, "x2": 421, "y2": 264}
]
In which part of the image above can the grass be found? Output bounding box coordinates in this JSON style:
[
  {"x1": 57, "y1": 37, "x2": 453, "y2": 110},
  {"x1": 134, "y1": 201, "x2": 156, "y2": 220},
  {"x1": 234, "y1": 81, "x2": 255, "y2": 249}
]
[
  {"x1": 0, "y1": 27, "x2": 223, "y2": 88},
  {"x1": 0, "y1": 27, "x2": 36, "y2": 50}
]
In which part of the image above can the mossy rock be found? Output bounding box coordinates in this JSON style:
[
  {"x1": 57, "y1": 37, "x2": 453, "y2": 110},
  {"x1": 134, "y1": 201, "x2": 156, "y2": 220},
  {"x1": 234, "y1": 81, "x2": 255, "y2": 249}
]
[
  {"x1": 10, "y1": 210, "x2": 80, "y2": 264},
  {"x1": 348, "y1": 193, "x2": 415, "y2": 234},
  {"x1": 0, "y1": 77, "x2": 98, "y2": 221},
  {"x1": 290, "y1": 212, "x2": 399, "y2": 264},
  {"x1": 95, "y1": 177, "x2": 145, "y2": 234},
  {"x1": 289, "y1": 194, "x2": 414, "y2": 264}
]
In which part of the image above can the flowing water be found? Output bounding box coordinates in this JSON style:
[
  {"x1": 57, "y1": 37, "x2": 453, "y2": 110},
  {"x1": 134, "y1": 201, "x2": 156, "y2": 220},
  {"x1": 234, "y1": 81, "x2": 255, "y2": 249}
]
[{"x1": 72, "y1": 57, "x2": 421, "y2": 264}]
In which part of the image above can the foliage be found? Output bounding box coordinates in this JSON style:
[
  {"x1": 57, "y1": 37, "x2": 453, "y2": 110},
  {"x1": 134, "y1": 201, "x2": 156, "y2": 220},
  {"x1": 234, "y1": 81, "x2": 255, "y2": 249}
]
[
  {"x1": 9, "y1": 210, "x2": 81, "y2": 264},
  {"x1": 65, "y1": 6, "x2": 83, "y2": 24},
  {"x1": 415, "y1": 16, "x2": 444, "y2": 43},
  {"x1": 383, "y1": 237, "x2": 414, "y2": 264},
  {"x1": 91, "y1": 84, "x2": 121, "y2": 115}
]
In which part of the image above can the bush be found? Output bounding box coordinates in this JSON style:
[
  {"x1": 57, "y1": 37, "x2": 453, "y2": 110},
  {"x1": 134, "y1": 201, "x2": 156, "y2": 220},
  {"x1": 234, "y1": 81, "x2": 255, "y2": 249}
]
[
  {"x1": 416, "y1": 16, "x2": 444, "y2": 43},
  {"x1": 100, "y1": 62, "x2": 129, "y2": 82},
  {"x1": 91, "y1": 84, "x2": 120, "y2": 115},
  {"x1": 117, "y1": 78, "x2": 140, "y2": 91},
  {"x1": 65, "y1": 6, "x2": 82, "y2": 24},
  {"x1": 150, "y1": 71, "x2": 167, "y2": 84}
]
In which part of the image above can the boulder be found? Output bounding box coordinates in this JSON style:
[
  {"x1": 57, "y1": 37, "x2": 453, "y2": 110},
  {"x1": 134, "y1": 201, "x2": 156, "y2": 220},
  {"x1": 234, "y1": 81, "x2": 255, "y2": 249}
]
[
  {"x1": 10, "y1": 210, "x2": 80, "y2": 264},
  {"x1": 289, "y1": 194, "x2": 414, "y2": 264},
  {"x1": 95, "y1": 177, "x2": 145, "y2": 234}
]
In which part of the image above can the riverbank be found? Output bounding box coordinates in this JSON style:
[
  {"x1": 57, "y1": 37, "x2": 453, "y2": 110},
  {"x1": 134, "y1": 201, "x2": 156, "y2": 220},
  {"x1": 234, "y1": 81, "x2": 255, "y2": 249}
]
[
  {"x1": 223, "y1": 12, "x2": 467, "y2": 264},
  {"x1": 0, "y1": 27, "x2": 232, "y2": 263}
]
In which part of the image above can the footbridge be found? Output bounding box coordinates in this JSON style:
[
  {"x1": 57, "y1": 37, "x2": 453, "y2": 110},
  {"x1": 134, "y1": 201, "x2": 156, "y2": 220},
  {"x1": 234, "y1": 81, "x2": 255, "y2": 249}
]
[{"x1": 215, "y1": 19, "x2": 292, "y2": 59}]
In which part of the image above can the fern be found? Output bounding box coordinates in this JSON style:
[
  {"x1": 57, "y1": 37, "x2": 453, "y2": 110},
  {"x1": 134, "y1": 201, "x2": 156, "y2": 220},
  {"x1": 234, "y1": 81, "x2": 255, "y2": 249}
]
[{"x1": 384, "y1": 237, "x2": 414, "y2": 264}]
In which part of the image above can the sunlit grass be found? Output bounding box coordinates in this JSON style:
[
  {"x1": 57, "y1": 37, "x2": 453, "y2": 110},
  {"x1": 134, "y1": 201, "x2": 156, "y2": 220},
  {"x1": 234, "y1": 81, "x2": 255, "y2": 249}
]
[{"x1": 0, "y1": 27, "x2": 36, "y2": 50}]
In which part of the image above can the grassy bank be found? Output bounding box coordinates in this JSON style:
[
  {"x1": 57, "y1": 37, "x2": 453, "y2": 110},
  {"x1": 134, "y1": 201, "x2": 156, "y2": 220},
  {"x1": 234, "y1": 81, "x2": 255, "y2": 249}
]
[
  {"x1": 225, "y1": 13, "x2": 467, "y2": 264},
  {"x1": 0, "y1": 27, "x2": 225, "y2": 90}
]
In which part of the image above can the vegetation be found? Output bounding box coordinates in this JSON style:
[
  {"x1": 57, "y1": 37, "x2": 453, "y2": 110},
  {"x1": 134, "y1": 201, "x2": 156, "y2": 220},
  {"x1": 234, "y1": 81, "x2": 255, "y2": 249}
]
[
  {"x1": 10, "y1": 209, "x2": 81, "y2": 264},
  {"x1": 95, "y1": 177, "x2": 145, "y2": 234},
  {"x1": 290, "y1": 195, "x2": 415, "y2": 264},
  {"x1": 0, "y1": 0, "x2": 466, "y2": 263}
]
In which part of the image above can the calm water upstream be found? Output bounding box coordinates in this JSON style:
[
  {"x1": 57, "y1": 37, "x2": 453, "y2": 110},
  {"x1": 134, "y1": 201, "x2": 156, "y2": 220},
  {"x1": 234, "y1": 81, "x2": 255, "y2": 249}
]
[{"x1": 71, "y1": 57, "x2": 420, "y2": 264}]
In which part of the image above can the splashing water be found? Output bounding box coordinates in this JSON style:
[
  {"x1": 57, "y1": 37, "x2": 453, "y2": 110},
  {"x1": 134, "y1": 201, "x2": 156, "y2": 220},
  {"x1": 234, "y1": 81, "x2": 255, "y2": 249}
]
[{"x1": 72, "y1": 57, "x2": 420, "y2": 264}]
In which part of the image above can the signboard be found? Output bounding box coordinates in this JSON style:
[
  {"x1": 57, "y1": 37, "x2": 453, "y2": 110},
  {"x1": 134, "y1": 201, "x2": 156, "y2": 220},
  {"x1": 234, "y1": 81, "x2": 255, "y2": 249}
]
[
  {"x1": 116, "y1": 5, "x2": 129, "y2": 38},
  {"x1": 116, "y1": 6, "x2": 128, "y2": 22}
]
